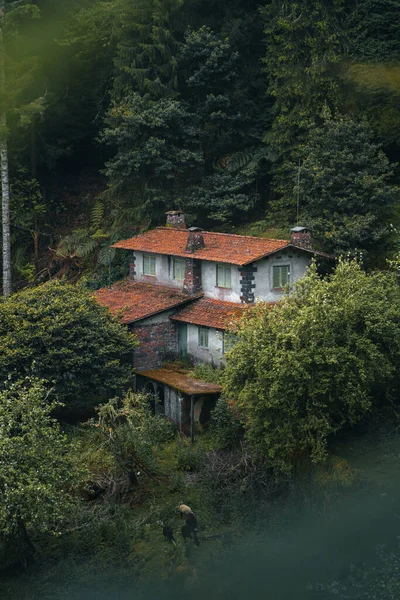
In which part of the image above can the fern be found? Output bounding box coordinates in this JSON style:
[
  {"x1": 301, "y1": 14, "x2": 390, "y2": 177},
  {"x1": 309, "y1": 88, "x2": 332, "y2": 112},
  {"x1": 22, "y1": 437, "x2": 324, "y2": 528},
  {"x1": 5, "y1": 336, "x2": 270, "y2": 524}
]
[
  {"x1": 226, "y1": 146, "x2": 276, "y2": 174},
  {"x1": 90, "y1": 199, "x2": 104, "y2": 232}
]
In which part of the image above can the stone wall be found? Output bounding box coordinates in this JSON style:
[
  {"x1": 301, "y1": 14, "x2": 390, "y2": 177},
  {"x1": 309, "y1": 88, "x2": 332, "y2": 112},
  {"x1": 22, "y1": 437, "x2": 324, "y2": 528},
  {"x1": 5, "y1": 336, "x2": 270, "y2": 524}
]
[
  {"x1": 129, "y1": 253, "x2": 136, "y2": 280},
  {"x1": 131, "y1": 311, "x2": 178, "y2": 370},
  {"x1": 239, "y1": 263, "x2": 257, "y2": 303}
]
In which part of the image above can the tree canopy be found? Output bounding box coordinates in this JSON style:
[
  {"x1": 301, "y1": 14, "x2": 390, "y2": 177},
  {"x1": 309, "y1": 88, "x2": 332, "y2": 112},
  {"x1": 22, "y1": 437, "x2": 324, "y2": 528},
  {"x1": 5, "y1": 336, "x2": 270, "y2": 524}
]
[
  {"x1": 223, "y1": 261, "x2": 400, "y2": 473},
  {"x1": 0, "y1": 280, "x2": 136, "y2": 417},
  {"x1": 0, "y1": 0, "x2": 398, "y2": 289},
  {"x1": 0, "y1": 378, "x2": 76, "y2": 565}
]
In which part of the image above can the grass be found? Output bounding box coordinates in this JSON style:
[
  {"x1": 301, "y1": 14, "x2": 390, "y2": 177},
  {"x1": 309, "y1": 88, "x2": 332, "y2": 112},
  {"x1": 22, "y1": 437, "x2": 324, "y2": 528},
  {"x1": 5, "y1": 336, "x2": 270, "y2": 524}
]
[{"x1": 229, "y1": 220, "x2": 290, "y2": 240}]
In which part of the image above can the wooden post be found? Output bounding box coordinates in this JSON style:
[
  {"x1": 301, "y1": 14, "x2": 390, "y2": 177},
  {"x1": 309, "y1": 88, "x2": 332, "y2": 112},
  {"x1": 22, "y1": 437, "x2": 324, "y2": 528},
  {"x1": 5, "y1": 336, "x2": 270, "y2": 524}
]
[{"x1": 190, "y1": 395, "x2": 195, "y2": 445}]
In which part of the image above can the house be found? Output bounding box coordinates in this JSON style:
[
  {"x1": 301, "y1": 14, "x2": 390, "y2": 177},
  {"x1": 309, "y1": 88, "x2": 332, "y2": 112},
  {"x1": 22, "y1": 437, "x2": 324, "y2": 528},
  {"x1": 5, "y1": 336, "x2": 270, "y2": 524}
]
[{"x1": 95, "y1": 211, "x2": 329, "y2": 435}]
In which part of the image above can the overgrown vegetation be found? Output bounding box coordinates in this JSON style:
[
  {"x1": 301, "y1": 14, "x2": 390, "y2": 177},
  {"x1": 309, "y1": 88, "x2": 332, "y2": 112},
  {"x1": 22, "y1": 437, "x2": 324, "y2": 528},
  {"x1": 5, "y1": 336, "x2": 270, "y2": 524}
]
[
  {"x1": 223, "y1": 260, "x2": 400, "y2": 473},
  {"x1": 0, "y1": 0, "x2": 400, "y2": 596},
  {"x1": 0, "y1": 280, "x2": 136, "y2": 418}
]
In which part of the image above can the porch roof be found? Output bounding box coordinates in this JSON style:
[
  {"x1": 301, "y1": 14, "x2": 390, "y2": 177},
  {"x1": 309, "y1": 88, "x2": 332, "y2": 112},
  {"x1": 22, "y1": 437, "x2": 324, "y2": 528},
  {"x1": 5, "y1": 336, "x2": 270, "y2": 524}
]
[{"x1": 139, "y1": 368, "x2": 222, "y2": 395}]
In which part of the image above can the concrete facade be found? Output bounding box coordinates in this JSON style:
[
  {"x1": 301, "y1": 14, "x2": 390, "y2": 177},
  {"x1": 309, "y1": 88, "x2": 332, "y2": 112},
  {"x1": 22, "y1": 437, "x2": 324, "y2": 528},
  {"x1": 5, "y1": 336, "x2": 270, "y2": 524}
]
[
  {"x1": 201, "y1": 261, "x2": 242, "y2": 302},
  {"x1": 136, "y1": 374, "x2": 218, "y2": 433},
  {"x1": 254, "y1": 249, "x2": 310, "y2": 302},
  {"x1": 131, "y1": 249, "x2": 312, "y2": 303},
  {"x1": 186, "y1": 324, "x2": 225, "y2": 366},
  {"x1": 137, "y1": 376, "x2": 185, "y2": 425}
]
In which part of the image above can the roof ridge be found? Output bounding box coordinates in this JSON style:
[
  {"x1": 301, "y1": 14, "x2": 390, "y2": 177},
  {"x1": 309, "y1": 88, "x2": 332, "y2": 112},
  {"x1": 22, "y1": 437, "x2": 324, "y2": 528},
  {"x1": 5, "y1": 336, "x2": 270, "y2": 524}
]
[{"x1": 155, "y1": 226, "x2": 289, "y2": 243}]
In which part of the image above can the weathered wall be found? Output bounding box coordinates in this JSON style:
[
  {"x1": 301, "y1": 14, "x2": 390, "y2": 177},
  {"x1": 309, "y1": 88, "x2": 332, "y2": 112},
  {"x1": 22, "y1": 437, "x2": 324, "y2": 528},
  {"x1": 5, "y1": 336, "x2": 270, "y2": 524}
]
[
  {"x1": 201, "y1": 261, "x2": 242, "y2": 302},
  {"x1": 131, "y1": 310, "x2": 178, "y2": 370},
  {"x1": 135, "y1": 376, "x2": 184, "y2": 426},
  {"x1": 132, "y1": 251, "x2": 183, "y2": 289},
  {"x1": 131, "y1": 249, "x2": 312, "y2": 302},
  {"x1": 255, "y1": 250, "x2": 311, "y2": 302},
  {"x1": 186, "y1": 324, "x2": 224, "y2": 366}
]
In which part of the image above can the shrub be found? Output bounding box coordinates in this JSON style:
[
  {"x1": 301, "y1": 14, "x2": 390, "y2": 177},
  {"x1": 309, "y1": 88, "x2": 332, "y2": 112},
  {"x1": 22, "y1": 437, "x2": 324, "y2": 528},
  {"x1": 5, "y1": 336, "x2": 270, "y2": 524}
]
[
  {"x1": 211, "y1": 396, "x2": 243, "y2": 449},
  {"x1": 0, "y1": 280, "x2": 136, "y2": 420},
  {"x1": 223, "y1": 260, "x2": 400, "y2": 473},
  {"x1": 176, "y1": 443, "x2": 204, "y2": 472}
]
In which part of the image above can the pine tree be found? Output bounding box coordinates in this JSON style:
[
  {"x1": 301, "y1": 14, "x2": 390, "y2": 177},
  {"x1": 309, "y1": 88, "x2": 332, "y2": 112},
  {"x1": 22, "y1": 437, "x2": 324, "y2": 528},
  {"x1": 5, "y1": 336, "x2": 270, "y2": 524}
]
[{"x1": 262, "y1": 0, "x2": 348, "y2": 219}]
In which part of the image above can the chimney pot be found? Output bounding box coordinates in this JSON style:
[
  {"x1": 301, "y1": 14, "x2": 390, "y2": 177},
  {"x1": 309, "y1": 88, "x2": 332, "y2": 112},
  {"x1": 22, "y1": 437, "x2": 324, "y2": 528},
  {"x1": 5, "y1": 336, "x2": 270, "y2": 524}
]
[
  {"x1": 290, "y1": 226, "x2": 312, "y2": 250},
  {"x1": 185, "y1": 227, "x2": 205, "y2": 253},
  {"x1": 166, "y1": 210, "x2": 186, "y2": 229}
]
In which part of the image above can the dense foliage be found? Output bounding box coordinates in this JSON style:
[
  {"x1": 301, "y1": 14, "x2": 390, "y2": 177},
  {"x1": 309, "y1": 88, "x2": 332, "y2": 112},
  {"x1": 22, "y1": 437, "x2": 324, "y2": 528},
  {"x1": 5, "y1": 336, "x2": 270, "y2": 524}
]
[
  {"x1": 0, "y1": 0, "x2": 397, "y2": 289},
  {"x1": 291, "y1": 113, "x2": 397, "y2": 259},
  {"x1": 0, "y1": 379, "x2": 76, "y2": 565},
  {"x1": 223, "y1": 261, "x2": 400, "y2": 473},
  {"x1": 0, "y1": 280, "x2": 136, "y2": 416}
]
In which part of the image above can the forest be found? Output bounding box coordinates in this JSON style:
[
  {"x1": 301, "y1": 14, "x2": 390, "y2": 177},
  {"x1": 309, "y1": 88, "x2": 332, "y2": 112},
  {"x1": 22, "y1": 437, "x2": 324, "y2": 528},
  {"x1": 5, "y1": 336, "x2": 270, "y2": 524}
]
[{"x1": 0, "y1": 0, "x2": 400, "y2": 598}]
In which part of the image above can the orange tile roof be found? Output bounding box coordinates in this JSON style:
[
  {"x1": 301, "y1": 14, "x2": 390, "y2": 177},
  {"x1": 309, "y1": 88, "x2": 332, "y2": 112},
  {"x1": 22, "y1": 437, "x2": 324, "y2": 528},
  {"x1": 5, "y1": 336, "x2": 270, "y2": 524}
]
[
  {"x1": 94, "y1": 280, "x2": 201, "y2": 324},
  {"x1": 112, "y1": 227, "x2": 290, "y2": 266},
  {"x1": 139, "y1": 368, "x2": 222, "y2": 395},
  {"x1": 170, "y1": 297, "x2": 250, "y2": 330}
]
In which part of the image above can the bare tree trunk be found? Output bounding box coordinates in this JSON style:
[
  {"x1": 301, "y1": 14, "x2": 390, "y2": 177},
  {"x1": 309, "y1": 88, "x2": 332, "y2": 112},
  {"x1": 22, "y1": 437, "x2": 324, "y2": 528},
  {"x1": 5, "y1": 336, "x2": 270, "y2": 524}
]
[{"x1": 0, "y1": 18, "x2": 11, "y2": 299}]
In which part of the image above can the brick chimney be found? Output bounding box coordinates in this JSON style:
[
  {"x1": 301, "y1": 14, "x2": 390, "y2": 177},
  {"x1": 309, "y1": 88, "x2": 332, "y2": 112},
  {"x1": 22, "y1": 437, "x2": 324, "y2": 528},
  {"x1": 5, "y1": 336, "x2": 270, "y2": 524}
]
[
  {"x1": 291, "y1": 226, "x2": 312, "y2": 250},
  {"x1": 185, "y1": 227, "x2": 205, "y2": 253},
  {"x1": 166, "y1": 210, "x2": 186, "y2": 229},
  {"x1": 183, "y1": 258, "x2": 202, "y2": 295}
]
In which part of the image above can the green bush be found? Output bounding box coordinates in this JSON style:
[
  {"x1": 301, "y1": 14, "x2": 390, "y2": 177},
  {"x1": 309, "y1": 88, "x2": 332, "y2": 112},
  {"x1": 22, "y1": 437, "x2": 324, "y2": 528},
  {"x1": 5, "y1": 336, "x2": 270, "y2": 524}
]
[
  {"x1": 0, "y1": 280, "x2": 136, "y2": 420},
  {"x1": 211, "y1": 396, "x2": 243, "y2": 449},
  {"x1": 223, "y1": 260, "x2": 400, "y2": 473},
  {"x1": 176, "y1": 443, "x2": 204, "y2": 472},
  {"x1": 189, "y1": 363, "x2": 224, "y2": 384}
]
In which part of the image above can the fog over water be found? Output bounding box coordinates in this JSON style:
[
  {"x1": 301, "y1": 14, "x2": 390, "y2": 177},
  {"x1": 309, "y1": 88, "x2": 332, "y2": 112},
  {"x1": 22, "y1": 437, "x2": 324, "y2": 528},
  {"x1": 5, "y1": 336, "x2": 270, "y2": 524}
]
[{"x1": 25, "y1": 484, "x2": 400, "y2": 600}]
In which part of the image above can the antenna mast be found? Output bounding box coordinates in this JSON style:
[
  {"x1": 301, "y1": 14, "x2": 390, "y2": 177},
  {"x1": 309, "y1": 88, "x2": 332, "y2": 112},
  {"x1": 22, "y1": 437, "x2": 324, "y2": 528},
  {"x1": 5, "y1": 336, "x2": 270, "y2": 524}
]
[{"x1": 296, "y1": 159, "x2": 301, "y2": 226}]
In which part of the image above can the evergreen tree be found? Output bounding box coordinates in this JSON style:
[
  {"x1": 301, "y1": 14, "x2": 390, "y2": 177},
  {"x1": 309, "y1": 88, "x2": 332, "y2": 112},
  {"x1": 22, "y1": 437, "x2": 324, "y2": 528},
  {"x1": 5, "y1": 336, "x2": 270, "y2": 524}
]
[
  {"x1": 292, "y1": 113, "x2": 397, "y2": 259},
  {"x1": 262, "y1": 0, "x2": 349, "y2": 218}
]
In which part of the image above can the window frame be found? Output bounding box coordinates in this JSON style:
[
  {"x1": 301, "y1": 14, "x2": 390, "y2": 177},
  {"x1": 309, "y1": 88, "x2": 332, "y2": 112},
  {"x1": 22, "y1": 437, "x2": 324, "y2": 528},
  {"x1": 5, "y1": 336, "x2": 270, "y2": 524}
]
[
  {"x1": 143, "y1": 254, "x2": 156, "y2": 277},
  {"x1": 198, "y1": 326, "x2": 209, "y2": 349},
  {"x1": 173, "y1": 258, "x2": 186, "y2": 281},
  {"x1": 216, "y1": 264, "x2": 232, "y2": 289},
  {"x1": 272, "y1": 264, "x2": 290, "y2": 290}
]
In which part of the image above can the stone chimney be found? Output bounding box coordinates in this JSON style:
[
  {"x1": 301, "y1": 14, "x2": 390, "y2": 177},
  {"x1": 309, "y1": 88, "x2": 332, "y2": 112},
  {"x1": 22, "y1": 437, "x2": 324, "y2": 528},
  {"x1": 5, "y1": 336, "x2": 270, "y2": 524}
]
[
  {"x1": 182, "y1": 258, "x2": 202, "y2": 295},
  {"x1": 290, "y1": 226, "x2": 312, "y2": 250},
  {"x1": 166, "y1": 210, "x2": 186, "y2": 229},
  {"x1": 185, "y1": 227, "x2": 205, "y2": 253}
]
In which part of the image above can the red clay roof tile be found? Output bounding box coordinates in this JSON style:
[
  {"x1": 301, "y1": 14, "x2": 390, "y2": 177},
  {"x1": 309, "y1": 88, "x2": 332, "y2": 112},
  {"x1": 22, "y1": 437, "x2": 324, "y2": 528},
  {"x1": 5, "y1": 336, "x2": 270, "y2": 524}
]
[
  {"x1": 170, "y1": 297, "x2": 250, "y2": 330},
  {"x1": 112, "y1": 227, "x2": 290, "y2": 265},
  {"x1": 94, "y1": 280, "x2": 201, "y2": 324}
]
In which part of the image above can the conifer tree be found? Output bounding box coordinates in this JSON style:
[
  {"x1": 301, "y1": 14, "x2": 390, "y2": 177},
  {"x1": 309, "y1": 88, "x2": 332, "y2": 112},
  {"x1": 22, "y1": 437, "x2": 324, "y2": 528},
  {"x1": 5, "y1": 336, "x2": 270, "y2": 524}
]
[{"x1": 262, "y1": 0, "x2": 348, "y2": 218}]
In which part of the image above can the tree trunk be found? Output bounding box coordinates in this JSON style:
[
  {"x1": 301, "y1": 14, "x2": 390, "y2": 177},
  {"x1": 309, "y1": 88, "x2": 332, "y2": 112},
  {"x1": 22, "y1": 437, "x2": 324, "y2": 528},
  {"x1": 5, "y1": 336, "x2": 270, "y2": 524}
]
[{"x1": 0, "y1": 18, "x2": 11, "y2": 299}]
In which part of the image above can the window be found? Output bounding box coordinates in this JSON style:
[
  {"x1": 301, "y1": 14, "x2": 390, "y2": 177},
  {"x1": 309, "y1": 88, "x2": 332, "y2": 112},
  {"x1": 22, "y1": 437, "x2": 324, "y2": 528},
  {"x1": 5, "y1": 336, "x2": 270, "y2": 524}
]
[
  {"x1": 216, "y1": 264, "x2": 232, "y2": 288},
  {"x1": 173, "y1": 258, "x2": 186, "y2": 281},
  {"x1": 273, "y1": 265, "x2": 290, "y2": 289},
  {"x1": 143, "y1": 254, "x2": 156, "y2": 276},
  {"x1": 198, "y1": 327, "x2": 209, "y2": 349},
  {"x1": 223, "y1": 332, "x2": 237, "y2": 354}
]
